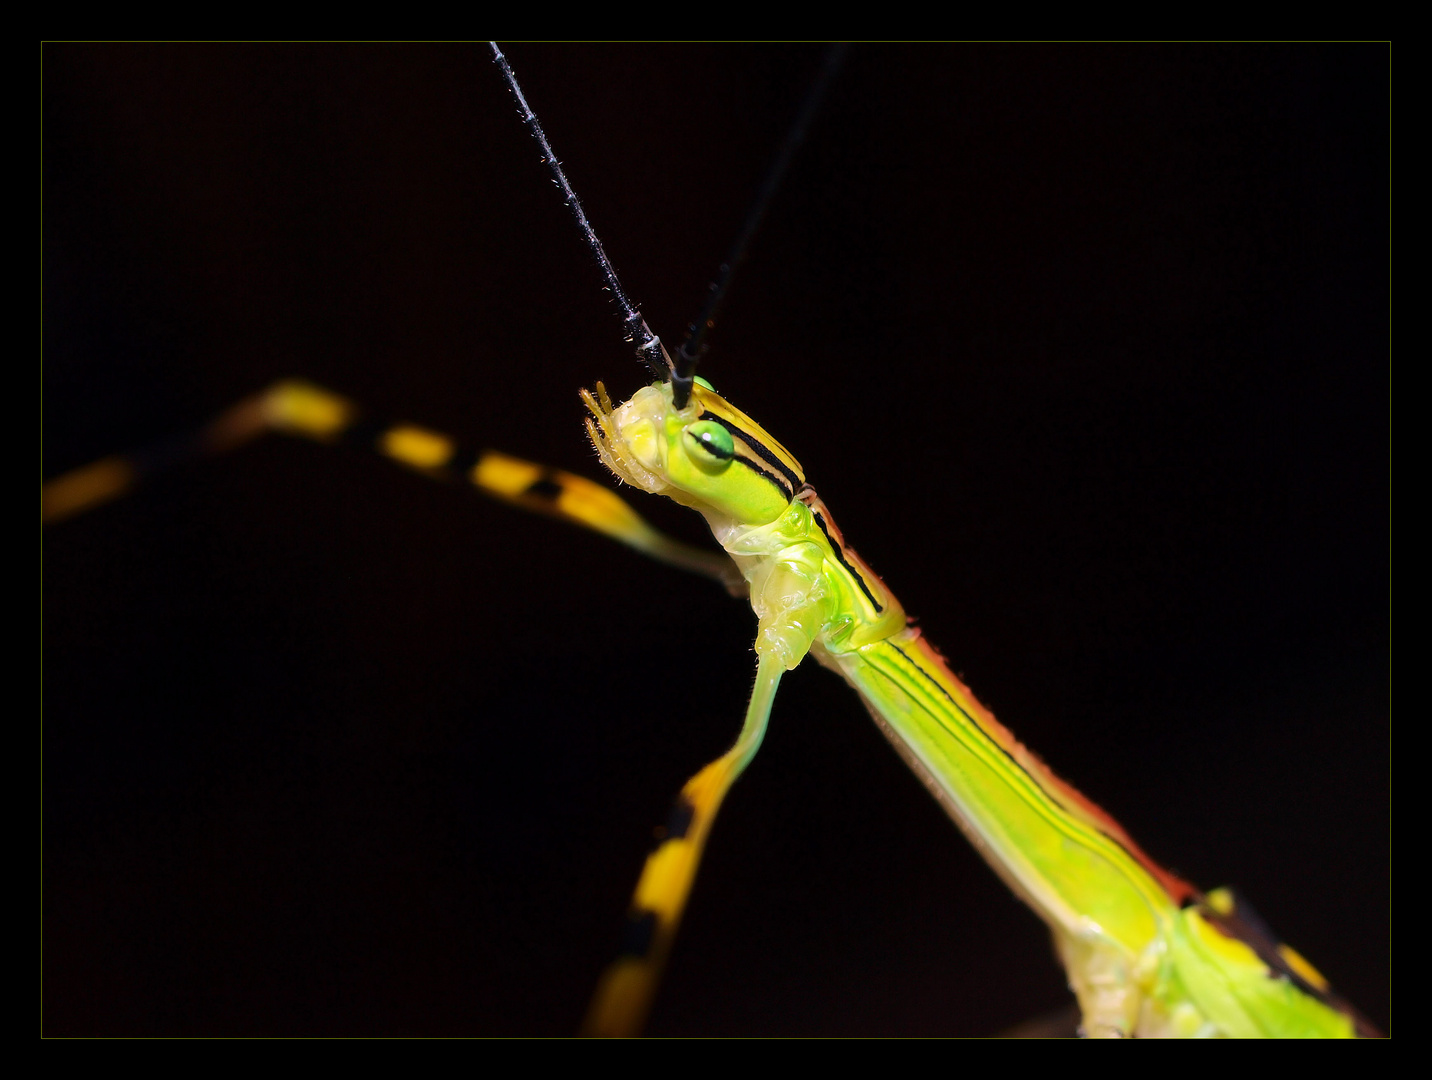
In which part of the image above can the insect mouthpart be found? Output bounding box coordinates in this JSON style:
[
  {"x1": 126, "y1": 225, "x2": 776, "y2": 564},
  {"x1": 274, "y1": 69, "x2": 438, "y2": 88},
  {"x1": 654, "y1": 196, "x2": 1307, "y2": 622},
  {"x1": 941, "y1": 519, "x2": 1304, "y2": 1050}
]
[{"x1": 582, "y1": 381, "x2": 674, "y2": 498}]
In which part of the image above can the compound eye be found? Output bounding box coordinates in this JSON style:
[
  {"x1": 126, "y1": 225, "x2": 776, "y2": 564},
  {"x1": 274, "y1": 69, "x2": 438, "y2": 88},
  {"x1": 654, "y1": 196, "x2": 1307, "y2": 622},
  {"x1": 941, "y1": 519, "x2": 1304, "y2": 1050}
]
[{"x1": 683, "y1": 419, "x2": 735, "y2": 473}]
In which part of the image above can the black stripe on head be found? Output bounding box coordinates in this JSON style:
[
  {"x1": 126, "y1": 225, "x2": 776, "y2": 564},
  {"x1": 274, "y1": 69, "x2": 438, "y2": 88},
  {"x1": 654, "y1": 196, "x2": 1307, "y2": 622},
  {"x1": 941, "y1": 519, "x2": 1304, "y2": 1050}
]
[
  {"x1": 734, "y1": 454, "x2": 795, "y2": 502},
  {"x1": 700, "y1": 412, "x2": 803, "y2": 493}
]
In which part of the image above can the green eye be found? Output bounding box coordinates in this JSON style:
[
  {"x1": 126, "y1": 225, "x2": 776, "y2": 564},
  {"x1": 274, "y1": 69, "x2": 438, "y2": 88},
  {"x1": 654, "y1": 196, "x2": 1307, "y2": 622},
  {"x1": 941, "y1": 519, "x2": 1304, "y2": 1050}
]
[{"x1": 683, "y1": 420, "x2": 735, "y2": 472}]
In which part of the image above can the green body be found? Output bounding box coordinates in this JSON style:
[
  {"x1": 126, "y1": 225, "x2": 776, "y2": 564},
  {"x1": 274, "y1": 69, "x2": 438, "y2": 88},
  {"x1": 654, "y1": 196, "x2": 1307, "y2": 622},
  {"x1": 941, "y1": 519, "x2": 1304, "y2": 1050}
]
[{"x1": 586, "y1": 378, "x2": 1367, "y2": 1038}]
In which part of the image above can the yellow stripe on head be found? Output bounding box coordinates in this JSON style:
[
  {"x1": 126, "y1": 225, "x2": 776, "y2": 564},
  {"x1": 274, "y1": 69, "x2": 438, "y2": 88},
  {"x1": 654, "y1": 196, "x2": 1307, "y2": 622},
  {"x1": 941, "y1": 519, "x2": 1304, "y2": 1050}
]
[{"x1": 688, "y1": 382, "x2": 806, "y2": 490}]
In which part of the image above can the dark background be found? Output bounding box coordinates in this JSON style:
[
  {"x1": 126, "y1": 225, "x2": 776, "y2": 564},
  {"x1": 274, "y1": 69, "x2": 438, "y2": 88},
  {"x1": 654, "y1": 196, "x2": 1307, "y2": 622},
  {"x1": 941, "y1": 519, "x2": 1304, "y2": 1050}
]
[{"x1": 44, "y1": 44, "x2": 1387, "y2": 1036}]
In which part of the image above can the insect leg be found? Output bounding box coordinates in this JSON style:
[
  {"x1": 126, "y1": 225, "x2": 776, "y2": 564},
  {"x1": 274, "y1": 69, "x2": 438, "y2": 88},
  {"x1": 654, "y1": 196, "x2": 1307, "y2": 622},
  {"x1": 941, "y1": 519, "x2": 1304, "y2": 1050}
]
[{"x1": 583, "y1": 648, "x2": 785, "y2": 1037}]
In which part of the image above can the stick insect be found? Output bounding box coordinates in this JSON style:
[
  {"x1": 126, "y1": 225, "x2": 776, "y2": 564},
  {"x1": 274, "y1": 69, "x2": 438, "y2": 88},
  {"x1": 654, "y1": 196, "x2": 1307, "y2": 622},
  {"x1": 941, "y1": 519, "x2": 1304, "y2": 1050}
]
[{"x1": 44, "y1": 44, "x2": 1386, "y2": 1035}]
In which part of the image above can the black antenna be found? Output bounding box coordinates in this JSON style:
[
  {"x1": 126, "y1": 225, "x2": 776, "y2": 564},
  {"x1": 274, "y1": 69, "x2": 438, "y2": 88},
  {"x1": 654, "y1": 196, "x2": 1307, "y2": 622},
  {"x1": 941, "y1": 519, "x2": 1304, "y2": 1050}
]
[
  {"x1": 674, "y1": 45, "x2": 848, "y2": 408},
  {"x1": 490, "y1": 43, "x2": 674, "y2": 384}
]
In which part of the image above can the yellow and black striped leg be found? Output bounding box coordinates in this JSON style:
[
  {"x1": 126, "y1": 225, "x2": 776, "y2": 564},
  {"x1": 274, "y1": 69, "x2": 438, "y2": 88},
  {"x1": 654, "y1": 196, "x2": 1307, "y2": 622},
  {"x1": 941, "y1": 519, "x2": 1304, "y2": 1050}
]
[
  {"x1": 465, "y1": 450, "x2": 742, "y2": 594},
  {"x1": 44, "y1": 379, "x2": 741, "y2": 593},
  {"x1": 41, "y1": 392, "x2": 273, "y2": 525},
  {"x1": 582, "y1": 651, "x2": 784, "y2": 1037},
  {"x1": 268, "y1": 380, "x2": 741, "y2": 592}
]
